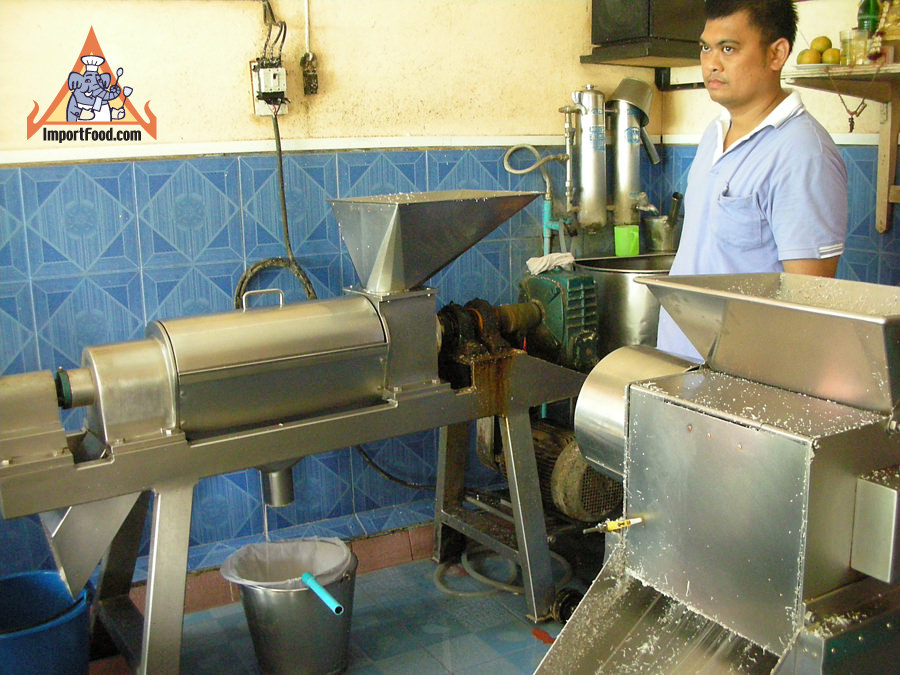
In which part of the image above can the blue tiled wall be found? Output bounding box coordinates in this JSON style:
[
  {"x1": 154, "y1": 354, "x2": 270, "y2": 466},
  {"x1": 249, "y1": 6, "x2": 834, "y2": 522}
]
[
  {"x1": 0, "y1": 147, "x2": 550, "y2": 576},
  {"x1": 0, "y1": 143, "x2": 896, "y2": 576}
]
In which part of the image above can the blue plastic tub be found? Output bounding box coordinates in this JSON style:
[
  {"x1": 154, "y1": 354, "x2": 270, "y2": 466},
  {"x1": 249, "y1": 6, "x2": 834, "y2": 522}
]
[{"x1": 0, "y1": 571, "x2": 90, "y2": 675}]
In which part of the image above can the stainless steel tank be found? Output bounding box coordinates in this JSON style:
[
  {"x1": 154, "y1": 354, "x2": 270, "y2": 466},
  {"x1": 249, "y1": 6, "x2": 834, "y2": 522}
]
[{"x1": 574, "y1": 253, "x2": 674, "y2": 356}]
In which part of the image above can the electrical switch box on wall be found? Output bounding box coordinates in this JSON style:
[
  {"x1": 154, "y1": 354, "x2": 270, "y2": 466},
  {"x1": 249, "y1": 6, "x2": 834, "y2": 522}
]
[{"x1": 250, "y1": 61, "x2": 288, "y2": 116}]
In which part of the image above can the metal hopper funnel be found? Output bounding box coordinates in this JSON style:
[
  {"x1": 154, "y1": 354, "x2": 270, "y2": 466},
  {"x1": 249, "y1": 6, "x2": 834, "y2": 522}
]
[
  {"x1": 330, "y1": 190, "x2": 540, "y2": 294},
  {"x1": 637, "y1": 273, "x2": 900, "y2": 413}
]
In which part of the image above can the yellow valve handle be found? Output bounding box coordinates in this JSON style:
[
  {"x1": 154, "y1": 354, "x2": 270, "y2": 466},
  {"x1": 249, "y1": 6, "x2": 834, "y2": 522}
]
[
  {"x1": 604, "y1": 516, "x2": 643, "y2": 532},
  {"x1": 583, "y1": 516, "x2": 644, "y2": 535}
]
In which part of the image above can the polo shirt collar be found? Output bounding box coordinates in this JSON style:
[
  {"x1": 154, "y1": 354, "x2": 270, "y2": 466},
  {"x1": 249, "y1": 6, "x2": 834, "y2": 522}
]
[{"x1": 713, "y1": 90, "x2": 804, "y2": 161}]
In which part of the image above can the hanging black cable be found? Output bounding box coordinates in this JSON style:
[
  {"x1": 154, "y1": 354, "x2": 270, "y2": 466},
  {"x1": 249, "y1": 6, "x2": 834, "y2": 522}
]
[
  {"x1": 354, "y1": 444, "x2": 435, "y2": 491},
  {"x1": 234, "y1": 110, "x2": 317, "y2": 308}
]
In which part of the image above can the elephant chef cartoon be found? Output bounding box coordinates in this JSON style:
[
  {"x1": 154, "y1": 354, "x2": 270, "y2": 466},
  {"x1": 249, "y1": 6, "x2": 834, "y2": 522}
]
[{"x1": 67, "y1": 55, "x2": 129, "y2": 122}]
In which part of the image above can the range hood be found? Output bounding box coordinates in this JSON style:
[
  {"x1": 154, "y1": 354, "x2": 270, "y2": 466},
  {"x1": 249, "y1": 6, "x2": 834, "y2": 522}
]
[{"x1": 582, "y1": 0, "x2": 705, "y2": 67}]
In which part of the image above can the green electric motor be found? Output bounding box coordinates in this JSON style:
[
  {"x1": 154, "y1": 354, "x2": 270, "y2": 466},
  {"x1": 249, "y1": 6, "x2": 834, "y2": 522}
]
[{"x1": 518, "y1": 270, "x2": 600, "y2": 372}]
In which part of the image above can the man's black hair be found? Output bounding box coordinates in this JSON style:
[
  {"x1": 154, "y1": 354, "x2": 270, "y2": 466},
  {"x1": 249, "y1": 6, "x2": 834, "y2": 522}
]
[{"x1": 705, "y1": 0, "x2": 798, "y2": 50}]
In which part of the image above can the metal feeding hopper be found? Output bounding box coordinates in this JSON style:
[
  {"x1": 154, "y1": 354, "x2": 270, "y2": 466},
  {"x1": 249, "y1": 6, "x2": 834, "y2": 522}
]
[
  {"x1": 637, "y1": 273, "x2": 900, "y2": 413},
  {"x1": 330, "y1": 190, "x2": 540, "y2": 293}
]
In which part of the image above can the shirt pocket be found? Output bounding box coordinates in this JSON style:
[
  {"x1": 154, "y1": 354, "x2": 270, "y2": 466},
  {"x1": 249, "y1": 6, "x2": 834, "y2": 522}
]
[{"x1": 713, "y1": 193, "x2": 764, "y2": 250}]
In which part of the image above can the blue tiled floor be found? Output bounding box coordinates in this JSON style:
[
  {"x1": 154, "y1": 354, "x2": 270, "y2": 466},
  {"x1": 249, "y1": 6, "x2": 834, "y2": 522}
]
[{"x1": 178, "y1": 557, "x2": 562, "y2": 674}]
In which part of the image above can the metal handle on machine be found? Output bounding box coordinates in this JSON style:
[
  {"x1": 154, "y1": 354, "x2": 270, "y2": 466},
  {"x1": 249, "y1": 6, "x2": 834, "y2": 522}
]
[
  {"x1": 666, "y1": 192, "x2": 683, "y2": 228},
  {"x1": 241, "y1": 288, "x2": 285, "y2": 310},
  {"x1": 887, "y1": 400, "x2": 900, "y2": 434}
]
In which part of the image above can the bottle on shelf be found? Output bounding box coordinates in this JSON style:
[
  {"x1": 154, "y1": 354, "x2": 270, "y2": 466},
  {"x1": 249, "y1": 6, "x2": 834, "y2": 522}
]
[{"x1": 858, "y1": 0, "x2": 882, "y2": 36}]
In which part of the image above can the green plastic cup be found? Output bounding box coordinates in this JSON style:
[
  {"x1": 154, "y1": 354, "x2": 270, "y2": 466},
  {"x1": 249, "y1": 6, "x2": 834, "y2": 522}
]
[{"x1": 614, "y1": 225, "x2": 640, "y2": 256}]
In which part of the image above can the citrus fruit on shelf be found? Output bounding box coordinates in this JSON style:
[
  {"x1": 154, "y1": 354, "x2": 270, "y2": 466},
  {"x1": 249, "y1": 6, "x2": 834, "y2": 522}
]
[
  {"x1": 797, "y1": 48, "x2": 822, "y2": 64},
  {"x1": 810, "y1": 36, "x2": 832, "y2": 53},
  {"x1": 822, "y1": 48, "x2": 841, "y2": 64}
]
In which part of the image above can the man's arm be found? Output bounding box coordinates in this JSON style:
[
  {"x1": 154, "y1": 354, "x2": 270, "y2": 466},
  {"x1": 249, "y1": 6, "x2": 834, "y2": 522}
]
[{"x1": 782, "y1": 257, "x2": 839, "y2": 277}]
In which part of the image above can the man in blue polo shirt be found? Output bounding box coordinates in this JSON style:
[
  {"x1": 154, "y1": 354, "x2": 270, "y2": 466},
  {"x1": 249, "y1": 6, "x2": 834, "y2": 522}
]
[{"x1": 656, "y1": 0, "x2": 847, "y2": 361}]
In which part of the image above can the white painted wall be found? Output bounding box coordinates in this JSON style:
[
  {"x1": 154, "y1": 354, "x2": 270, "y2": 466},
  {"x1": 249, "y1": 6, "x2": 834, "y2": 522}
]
[
  {"x1": 0, "y1": 0, "x2": 878, "y2": 164},
  {"x1": 1, "y1": 0, "x2": 648, "y2": 161}
]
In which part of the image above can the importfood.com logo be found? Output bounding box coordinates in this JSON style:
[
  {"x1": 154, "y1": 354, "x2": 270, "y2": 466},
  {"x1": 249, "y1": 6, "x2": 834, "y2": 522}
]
[{"x1": 27, "y1": 27, "x2": 156, "y2": 143}]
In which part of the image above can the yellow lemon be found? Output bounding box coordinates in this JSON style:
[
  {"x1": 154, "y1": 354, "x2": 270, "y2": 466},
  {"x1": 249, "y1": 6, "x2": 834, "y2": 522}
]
[
  {"x1": 810, "y1": 36, "x2": 833, "y2": 53},
  {"x1": 822, "y1": 47, "x2": 842, "y2": 64},
  {"x1": 797, "y1": 48, "x2": 822, "y2": 64}
]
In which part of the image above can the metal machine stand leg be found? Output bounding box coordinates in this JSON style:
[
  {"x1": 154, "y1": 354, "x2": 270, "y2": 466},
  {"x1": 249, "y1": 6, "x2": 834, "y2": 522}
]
[
  {"x1": 499, "y1": 409, "x2": 554, "y2": 621},
  {"x1": 433, "y1": 414, "x2": 554, "y2": 622},
  {"x1": 433, "y1": 422, "x2": 469, "y2": 562},
  {"x1": 92, "y1": 491, "x2": 152, "y2": 665},
  {"x1": 138, "y1": 480, "x2": 195, "y2": 675},
  {"x1": 95, "y1": 492, "x2": 152, "y2": 599}
]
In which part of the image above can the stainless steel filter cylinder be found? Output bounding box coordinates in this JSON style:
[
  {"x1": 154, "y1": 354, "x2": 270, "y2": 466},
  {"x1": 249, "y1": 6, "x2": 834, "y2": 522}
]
[
  {"x1": 610, "y1": 99, "x2": 643, "y2": 226},
  {"x1": 571, "y1": 85, "x2": 607, "y2": 231}
]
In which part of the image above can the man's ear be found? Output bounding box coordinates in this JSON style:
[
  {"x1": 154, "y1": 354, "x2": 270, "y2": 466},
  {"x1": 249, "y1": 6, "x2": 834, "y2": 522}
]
[{"x1": 769, "y1": 37, "x2": 791, "y2": 70}]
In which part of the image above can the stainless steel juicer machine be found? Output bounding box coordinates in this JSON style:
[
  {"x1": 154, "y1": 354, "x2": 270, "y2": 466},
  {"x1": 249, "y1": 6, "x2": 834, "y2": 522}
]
[
  {"x1": 0, "y1": 190, "x2": 586, "y2": 674},
  {"x1": 540, "y1": 273, "x2": 900, "y2": 673}
]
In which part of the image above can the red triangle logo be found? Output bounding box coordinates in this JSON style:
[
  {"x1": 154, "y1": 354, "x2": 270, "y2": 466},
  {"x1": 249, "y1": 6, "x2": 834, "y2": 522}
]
[{"x1": 26, "y1": 27, "x2": 157, "y2": 139}]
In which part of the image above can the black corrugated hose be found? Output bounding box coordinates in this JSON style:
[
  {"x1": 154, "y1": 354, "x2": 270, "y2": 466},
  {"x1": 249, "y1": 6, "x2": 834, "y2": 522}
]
[
  {"x1": 234, "y1": 109, "x2": 317, "y2": 308},
  {"x1": 354, "y1": 444, "x2": 435, "y2": 491}
]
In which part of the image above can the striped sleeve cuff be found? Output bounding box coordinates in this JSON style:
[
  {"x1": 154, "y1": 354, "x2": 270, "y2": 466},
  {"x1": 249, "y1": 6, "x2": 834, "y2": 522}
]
[{"x1": 817, "y1": 243, "x2": 844, "y2": 258}]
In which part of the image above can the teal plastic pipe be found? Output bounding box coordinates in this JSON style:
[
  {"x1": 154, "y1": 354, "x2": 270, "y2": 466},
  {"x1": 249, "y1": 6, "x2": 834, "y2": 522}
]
[
  {"x1": 301, "y1": 572, "x2": 344, "y2": 615},
  {"x1": 542, "y1": 198, "x2": 572, "y2": 255}
]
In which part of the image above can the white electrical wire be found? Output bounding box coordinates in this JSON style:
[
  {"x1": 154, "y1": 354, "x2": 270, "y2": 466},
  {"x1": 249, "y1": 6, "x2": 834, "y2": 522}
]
[
  {"x1": 433, "y1": 553, "x2": 517, "y2": 598},
  {"x1": 461, "y1": 546, "x2": 573, "y2": 595},
  {"x1": 433, "y1": 546, "x2": 574, "y2": 598},
  {"x1": 305, "y1": 0, "x2": 311, "y2": 54}
]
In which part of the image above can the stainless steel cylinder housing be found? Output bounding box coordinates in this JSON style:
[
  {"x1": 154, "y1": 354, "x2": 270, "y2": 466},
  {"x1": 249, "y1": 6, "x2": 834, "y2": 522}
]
[
  {"x1": 82, "y1": 296, "x2": 388, "y2": 445},
  {"x1": 147, "y1": 295, "x2": 387, "y2": 435},
  {"x1": 608, "y1": 77, "x2": 653, "y2": 227},
  {"x1": 575, "y1": 345, "x2": 694, "y2": 480},
  {"x1": 609, "y1": 99, "x2": 643, "y2": 226},
  {"x1": 571, "y1": 85, "x2": 607, "y2": 231}
]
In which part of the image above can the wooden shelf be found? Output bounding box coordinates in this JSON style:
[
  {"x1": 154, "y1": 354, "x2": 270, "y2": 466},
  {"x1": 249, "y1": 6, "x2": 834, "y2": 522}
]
[
  {"x1": 784, "y1": 64, "x2": 900, "y2": 233},
  {"x1": 784, "y1": 63, "x2": 900, "y2": 102}
]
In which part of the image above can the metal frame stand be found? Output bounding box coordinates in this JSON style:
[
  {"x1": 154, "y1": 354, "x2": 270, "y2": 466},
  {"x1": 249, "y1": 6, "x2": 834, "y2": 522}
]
[
  {"x1": 139, "y1": 480, "x2": 195, "y2": 674},
  {"x1": 2, "y1": 352, "x2": 583, "y2": 671},
  {"x1": 92, "y1": 481, "x2": 196, "y2": 674},
  {"x1": 433, "y1": 409, "x2": 554, "y2": 621}
]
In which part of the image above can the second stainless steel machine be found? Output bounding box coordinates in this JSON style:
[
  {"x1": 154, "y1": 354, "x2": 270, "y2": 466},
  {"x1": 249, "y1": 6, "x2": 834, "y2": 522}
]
[{"x1": 540, "y1": 272, "x2": 900, "y2": 673}]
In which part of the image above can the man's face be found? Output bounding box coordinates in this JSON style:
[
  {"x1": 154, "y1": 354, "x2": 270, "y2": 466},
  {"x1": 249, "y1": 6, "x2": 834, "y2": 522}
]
[{"x1": 699, "y1": 10, "x2": 782, "y2": 112}]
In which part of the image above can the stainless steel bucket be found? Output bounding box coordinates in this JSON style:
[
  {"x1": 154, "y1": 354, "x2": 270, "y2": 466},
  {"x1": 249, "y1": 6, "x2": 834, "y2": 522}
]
[
  {"x1": 222, "y1": 540, "x2": 357, "y2": 675},
  {"x1": 575, "y1": 254, "x2": 674, "y2": 356}
]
